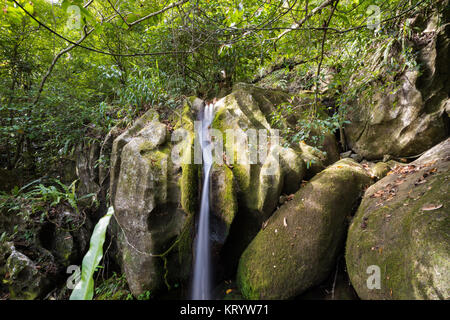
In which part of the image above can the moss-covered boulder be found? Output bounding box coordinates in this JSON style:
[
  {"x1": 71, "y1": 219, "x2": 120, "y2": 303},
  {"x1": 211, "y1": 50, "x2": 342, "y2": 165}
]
[
  {"x1": 345, "y1": 19, "x2": 450, "y2": 160},
  {"x1": 212, "y1": 86, "x2": 307, "y2": 269},
  {"x1": 213, "y1": 85, "x2": 307, "y2": 216},
  {"x1": 210, "y1": 163, "x2": 237, "y2": 252},
  {"x1": 236, "y1": 159, "x2": 372, "y2": 299},
  {"x1": 346, "y1": 138, "x2": 450, "y2": 299},
  {"x1": 5, "y1": 249, "x2": 49, "y2": 300},
  {"x1": 110, "y1": 104, "x2": 198, "y2": 297}
]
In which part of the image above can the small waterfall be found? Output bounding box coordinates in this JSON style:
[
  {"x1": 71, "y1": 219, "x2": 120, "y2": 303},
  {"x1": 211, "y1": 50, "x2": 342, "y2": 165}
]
[{"x1": 191, "y1": 102, "x2": 214, "y2": 300}]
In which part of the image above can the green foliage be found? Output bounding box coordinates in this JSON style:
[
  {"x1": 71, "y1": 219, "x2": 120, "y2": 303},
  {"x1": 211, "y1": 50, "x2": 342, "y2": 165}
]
[
  {"x1": 69, "y1": 206, "x2": 113, "y2": 300},
  {"x1": 94, "y1": 272, "x2": 133, "y2": 300},
  {"x1": 0, "y1": 178, "x2": 95, "y2": 219},
  {"x1": 0, "y1": 0, "x2": 440, "y2": 176},
  {"x1": 137, "y1": 290, "x2": 152, "y2": 300}
]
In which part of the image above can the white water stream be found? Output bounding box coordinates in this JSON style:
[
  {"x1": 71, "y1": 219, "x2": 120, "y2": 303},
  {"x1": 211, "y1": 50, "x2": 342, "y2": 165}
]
[{"x1": 191, "y1": 102, "x2": 214, "y2": 300}]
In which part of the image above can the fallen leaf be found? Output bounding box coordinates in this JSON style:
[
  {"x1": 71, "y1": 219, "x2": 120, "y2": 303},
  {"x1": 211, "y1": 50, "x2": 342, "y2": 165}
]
[{"x1": 421, "y1": 204, "x2": 443, "y2": 211}]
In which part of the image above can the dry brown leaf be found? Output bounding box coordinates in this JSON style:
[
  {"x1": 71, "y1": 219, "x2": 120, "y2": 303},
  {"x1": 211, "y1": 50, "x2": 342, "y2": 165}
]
[{"x1": 421, "y1": 204, "x2": 443, "y2": 211}]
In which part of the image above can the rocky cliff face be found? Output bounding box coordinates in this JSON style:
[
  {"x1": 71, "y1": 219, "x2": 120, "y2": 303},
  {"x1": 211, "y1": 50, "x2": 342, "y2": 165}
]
[{"x1": 345, "y1": 19, "x2": 450, "y2": 160}]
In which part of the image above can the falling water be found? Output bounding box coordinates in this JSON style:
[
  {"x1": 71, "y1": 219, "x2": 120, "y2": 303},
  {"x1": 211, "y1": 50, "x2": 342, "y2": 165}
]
[{"x1": 191, "y1": 102, "x2": 214, "y2": 300}]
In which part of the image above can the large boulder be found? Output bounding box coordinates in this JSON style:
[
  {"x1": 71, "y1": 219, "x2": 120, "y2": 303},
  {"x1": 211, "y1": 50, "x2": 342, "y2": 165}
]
[
  {"x1": 110, "y1": 104, "x2": 198, "y2": 296},
  {"x1": 212, "y1": 86, "x2": 307, "y2": 270},
  {"x1": 237, "y1": 159, "x2": 372, "y2": 299},
  {"x1": 346, "y1": 138, "x2": 450, "y2": 299},
  {"x1": 345, "y1": 19, "x2": 450, "y2": 160}
]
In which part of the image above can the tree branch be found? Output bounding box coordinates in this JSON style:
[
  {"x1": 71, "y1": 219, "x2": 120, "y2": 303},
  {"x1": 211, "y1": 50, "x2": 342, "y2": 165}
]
[
  {"x1": 128, "y1": 0, "x2": 189, "y2": 27},
  {"x1": 314, "y1": 0, "x2": 338, "y2": 110},
  {"x1": 276, "y1": 0, "x2": 335, "y2": 42}
]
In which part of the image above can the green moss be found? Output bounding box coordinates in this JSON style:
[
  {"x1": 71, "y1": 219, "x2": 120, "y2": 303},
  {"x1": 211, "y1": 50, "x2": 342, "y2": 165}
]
[
  {"x1": 232, "y1": 164, "x2": 260, "y2": 212},
  {"x1": 174, "y1": 99, "x2": 195, "y2": 132},
  {"x1": 221, "y1": 164, "x2": 237, "y2": 227},
  {"x1": 237, "y1": 159, "x2": 372, "y2": 299},
  {"x1": 128, "y1": 109, "x2": 159, "y2": 136},
  {"x1": 180, "y1": 162, "x2": 199, "y2": 215},
  {"x1": 211, "y1": 163, "x2": 238, "y2": 236},
  {"x1": 372, "y1": 162, "x2": 391, "y2": 179}
]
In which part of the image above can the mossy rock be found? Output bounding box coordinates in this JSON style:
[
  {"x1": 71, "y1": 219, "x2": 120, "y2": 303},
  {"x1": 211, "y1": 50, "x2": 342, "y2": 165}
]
[
  {"x1": 346, "y1": 138, "x2": 450, "y2": 299},
  {"x1": 212, "y1": 88, "x2": 306, "y2": 217},
  {"x1": 111, "y1": 103, "x2": 198, "y2": 297},
  {"x1": 211, "y1": 86, "x2": 307, "y2": 273},
  {"x1": 344, "y1": 23, "x2": 450, "y2": 160},
  {"x1": 210, "y1": 163, "x2": 238, "y2": 246},
  {"x1": 110, "y1": 109, "x2": 159, "y2": 203},
  {"x1": 237, "y1": 159, "x2": 372, "y2": 299},
  {"x1": 6, "y1": 250, "x2": 48, "y2": 300},
  {"x1": 371, "y1": 162, "x2": 391, "y2": 180}
]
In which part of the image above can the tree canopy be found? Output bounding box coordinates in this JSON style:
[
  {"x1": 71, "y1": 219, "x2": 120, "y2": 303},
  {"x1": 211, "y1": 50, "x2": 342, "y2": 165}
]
[{"x1": 0, "y1": 0, "x2": 444, "y2": 174}]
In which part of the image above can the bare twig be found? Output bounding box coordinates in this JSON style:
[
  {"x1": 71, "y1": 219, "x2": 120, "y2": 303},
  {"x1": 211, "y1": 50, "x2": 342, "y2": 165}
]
[
  {"x1": 276, "y1": 0, "x2": 335, "y2": 42},
  {"x1": 314, "y1": 0, "x2": 338, "y2": 112},
  {"x1": 128, "y1": 0, "x2": 189, "y2": 27}
]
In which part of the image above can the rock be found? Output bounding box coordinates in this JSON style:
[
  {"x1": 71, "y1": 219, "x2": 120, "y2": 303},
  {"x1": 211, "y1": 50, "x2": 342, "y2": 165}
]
[
  {"x1": 340, "y1": 151, "x2": 352, "y2": 158},
  {"x1": 212, "y1": 86, "x2": 307, "y2": 270},
  {"x1": 231, "y1": 83, "x2": 291, "y2": 117},
  {"x1": 371, "y1": 162, "x2": 391, "y2": 179},
  {"x1": 0, "y1": 242, "x2": 13, "y2": 280},
  {"x1": 110, "y1": 109, "x2": 160, "y2": 203},
  {"x1": 346, "y1": 138, "x2": 450, "y2": 299},
  {"x1": 6, "y1": 249, "x2": 48, "y2": 300},
  {"x1": 298, "y1": 141, "x2": 327, "y2": 178},
  {"x1": 350, "y1": 153, "x2": 363, "y2": 162},
  {"x1": 210, "y1": 164, "x2": 237, "y2": 253},
  {"x1": 236, "y1": 159, "x2": 372, "y2": 299},
  {"x1": 98, "y1": 125, "x2": 122, "y2": 198},
  {"x1": 75, "y1": 141, "x2": 101, "y2": 200},
  {"x1": 233, "y1": 83, "x2": 340, "y2": 166},
  {"x1": 51, "y1": 228, "x2": 74, "y2": 267},
  {"x1": 111, "y1": 104, "x2": 197, "y2": 296},
  {"x1": 345, "y1": 22, "x2": 450, "y2": 160},
  {"x1": 190, "y1": 96, "x2": 205, "y2": 115}
]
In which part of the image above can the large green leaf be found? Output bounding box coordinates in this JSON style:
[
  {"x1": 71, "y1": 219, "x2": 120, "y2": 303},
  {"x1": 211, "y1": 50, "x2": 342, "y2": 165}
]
[{"x1": 69, "y1": 207, "x2": 113, "y2": 300}]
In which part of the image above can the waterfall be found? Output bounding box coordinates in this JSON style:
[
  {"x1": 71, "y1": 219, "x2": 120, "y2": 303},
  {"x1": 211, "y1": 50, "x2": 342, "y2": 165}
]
[{"x1": 191, "y1": 102, "x2": 214, "y2": 300}]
